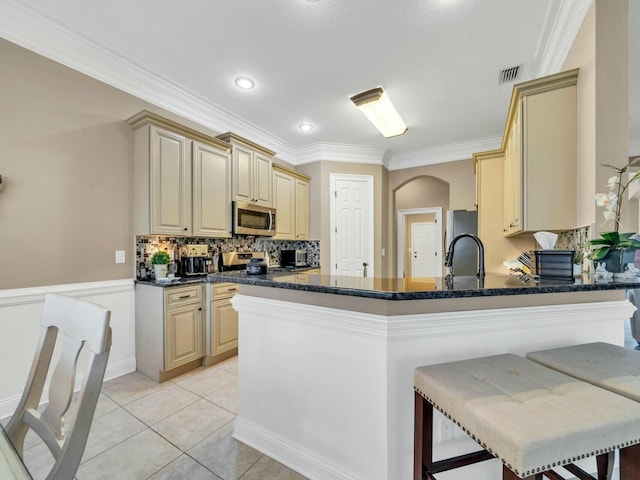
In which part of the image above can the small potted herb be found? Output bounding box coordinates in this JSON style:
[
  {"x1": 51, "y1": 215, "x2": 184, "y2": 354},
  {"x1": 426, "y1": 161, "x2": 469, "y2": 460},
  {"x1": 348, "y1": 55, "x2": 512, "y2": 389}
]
[{"x1": 151, "y1": 251, "x2": 171, "y2": 279}]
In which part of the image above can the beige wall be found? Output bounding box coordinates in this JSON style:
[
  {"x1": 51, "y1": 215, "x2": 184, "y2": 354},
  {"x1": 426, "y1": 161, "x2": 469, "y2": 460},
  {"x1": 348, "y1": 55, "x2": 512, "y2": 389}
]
[
  {"x1": 388, "y1": 159, "x2": 476, "y2": 211},
  {"x1": 0, "y1": 39, "x2": 230, "y2": 290},
  {"x1": 297, "y1": 161, "x2": 387, "y2": 276},
  {"x1": 563, "y1": 0, "x2": 630, "y2": 234},
  {"x1": 386, "y1": 159, "x2": 476, "y2": 276},
  {"x1": 1, "y1": 40, "x2": 137, "y2": 289}
]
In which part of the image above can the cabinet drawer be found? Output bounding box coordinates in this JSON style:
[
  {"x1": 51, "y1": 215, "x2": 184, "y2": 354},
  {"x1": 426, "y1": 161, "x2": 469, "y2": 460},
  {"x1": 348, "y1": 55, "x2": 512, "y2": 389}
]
[
  {"x1": 211, "y1": 282, "x2": 239, "y2": 299},
  {"x1": 165, "y1": 285, "x2": 202, "y2": 307}
]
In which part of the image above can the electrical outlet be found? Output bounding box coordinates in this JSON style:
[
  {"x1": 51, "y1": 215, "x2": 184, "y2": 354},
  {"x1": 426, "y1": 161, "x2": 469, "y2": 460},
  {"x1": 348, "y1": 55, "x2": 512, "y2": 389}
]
[
  {"x1": 115, "y1": 250, "x2": 126, "y2": 264},
  {"x1": 439, "y1": 418, "x2": 453, "y2": 442}
]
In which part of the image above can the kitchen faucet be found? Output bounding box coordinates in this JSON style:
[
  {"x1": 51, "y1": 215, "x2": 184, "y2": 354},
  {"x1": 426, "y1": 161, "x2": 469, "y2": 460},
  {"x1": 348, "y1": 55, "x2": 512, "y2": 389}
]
[{"x1": 444, "y1": 233, "x2": 485, "y2": 278}]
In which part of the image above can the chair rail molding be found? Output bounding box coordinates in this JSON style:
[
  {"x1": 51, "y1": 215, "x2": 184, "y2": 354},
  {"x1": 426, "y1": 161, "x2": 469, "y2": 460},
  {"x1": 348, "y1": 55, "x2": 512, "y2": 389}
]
[{"x1": 0, "y1": 279, "x2": 136, "y2": 419}]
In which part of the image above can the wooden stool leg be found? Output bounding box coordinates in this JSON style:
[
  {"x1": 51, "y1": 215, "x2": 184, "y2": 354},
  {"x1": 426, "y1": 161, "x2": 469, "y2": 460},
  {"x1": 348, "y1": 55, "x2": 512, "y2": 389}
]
[
  {"x1": 620, "y1": 443, "x2": 640, "y2": 480},
  {"x1": 502, "y1": 465, "x2": 541, "y2": 479},
  {"x1": 595, "y1": 451, "x2": 614, "y2": 480},
  {"x1": 414, "y1": 391, "x2": 433, "y2": 480}
]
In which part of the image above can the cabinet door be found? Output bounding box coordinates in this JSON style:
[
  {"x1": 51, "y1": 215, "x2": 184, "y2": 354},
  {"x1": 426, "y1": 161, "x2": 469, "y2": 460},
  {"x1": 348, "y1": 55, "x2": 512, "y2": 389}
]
[
  {"x1": 211, "y1": 298, "x2": 239, "y2": 355},
  {"x1": 150, "y1": 126, "x2": 191, "y2": 235},
  {"x1": 232, "y1": 145, "x2": 253, "y2": 203},
  {"x1": 254, "y1": 153, "x2": 273, "y2": 206},
  {"x1": 295, "y1": 178, "x2": 309, "y2": 240},
  {"x1": 273, "y1": 170, "x2": 295, "y2": 239},
  {"x1": 165, "y1": 303, "x2": 204, "y2": 371},
  {"x1": 503, "y1": 104, "x2": 522, "y2": 236},
  {"x1": 192, "y1": 141, "x2": 231, "y2": 237},
  {"x1": 523, "y1": 86, "x2": 577, "y2": 231}
]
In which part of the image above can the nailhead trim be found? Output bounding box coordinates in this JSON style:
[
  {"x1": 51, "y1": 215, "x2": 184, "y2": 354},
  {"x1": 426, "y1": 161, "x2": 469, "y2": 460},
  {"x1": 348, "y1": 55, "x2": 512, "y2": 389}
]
[{"x1": 414, "y1": 387, "x2": 640, "y2": 478}]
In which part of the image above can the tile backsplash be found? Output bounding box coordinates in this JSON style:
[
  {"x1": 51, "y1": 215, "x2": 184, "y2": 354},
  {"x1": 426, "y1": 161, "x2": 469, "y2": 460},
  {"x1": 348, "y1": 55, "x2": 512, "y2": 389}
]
[{"x1": 136, "y1": 236, "x2": 320, "y2": 279}]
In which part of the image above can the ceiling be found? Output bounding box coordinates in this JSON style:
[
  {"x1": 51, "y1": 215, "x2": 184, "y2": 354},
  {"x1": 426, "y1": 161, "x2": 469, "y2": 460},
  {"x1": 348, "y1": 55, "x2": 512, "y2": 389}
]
[{"x1": 1, "y1": 0, "x2": 637, "y2": 168}]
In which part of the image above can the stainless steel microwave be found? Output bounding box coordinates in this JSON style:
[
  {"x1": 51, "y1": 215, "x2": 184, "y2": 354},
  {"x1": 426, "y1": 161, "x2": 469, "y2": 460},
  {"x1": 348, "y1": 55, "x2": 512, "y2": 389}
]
[{"x1": 232, "y1": 201, "x2": 276, "y2": 236}]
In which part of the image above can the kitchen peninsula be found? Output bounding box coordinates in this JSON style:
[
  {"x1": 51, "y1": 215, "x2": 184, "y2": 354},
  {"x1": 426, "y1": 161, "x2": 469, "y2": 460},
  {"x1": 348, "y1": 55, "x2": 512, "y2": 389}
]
[{"x1": 206, "y1": 271, "x2": 639, "y2": 480}]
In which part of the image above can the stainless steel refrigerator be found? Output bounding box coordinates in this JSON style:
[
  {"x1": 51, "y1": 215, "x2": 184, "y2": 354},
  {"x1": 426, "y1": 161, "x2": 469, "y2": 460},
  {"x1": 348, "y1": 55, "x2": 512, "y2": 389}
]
[{"x1": 445, "y1": 209, "x2": 479, "y2": 276}]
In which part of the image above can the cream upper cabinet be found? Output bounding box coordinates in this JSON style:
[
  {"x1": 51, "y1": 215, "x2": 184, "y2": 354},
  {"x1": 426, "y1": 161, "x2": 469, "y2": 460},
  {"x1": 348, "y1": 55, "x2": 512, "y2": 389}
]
[
  {"x1": 295, "y1": 177, "x2": 310, "y2": 240},
  {"x1": 192, "y1": 140, "x2": 232, "y2": 237},
  {"x1": 273, "y1": 169, "x2": 295, "y2": 239},
  {"x1": 149, "y1": 126, "x2": 191, "y2": 235},
  {"x1": 498, "y1": 69, "x2": 578, "y2": 236},
  {"x1": 272, "y1": 164, "x2": 311, "y2": 240},
  {"x1": 129, "y1": 111, "x2": 232, "y2": 237},
  {"x1": 217, "y1": 132, "x2": 275, "y2": 207},
  {"x1": 503, "y1": 104, "x2": 522, "y2": 235}
]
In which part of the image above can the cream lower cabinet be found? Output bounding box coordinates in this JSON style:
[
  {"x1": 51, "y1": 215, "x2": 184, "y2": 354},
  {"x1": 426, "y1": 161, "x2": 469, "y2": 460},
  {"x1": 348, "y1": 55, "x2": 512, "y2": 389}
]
[
  {"x1": 204, "y1": 283, "x2": 239, "y2": 366},
  {"x1": 217, "y1": 132, "x2": 275, "y2": 207},
  {"x1": 129, "y1": 111, "x2": 232, "y2": 237},
  {"x1": 135, "y1": 283, "x2": 205, "y2": 382},
  {"x1": 272, "y1": 164, "x2": 311, "y2": 240}
]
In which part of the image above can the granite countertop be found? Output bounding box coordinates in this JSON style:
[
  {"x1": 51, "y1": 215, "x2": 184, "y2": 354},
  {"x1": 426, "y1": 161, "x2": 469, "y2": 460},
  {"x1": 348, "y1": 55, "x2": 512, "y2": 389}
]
[
  {"x1": 134, "y1": 266, "x2": 319, "y2": 288},
  {"x1": 204, "y1": 271, "x2": 640, "y2": 301},
  {"x1": 135, "y1": 267, "x2": 640, "y2": 300}
]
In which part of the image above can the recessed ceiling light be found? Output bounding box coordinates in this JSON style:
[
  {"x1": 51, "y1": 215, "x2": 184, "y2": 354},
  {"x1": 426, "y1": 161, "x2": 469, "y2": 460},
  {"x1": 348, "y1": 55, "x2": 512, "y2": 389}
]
[
  {"x1": 298, "y1": 123, "x2": 314, "y2": 132},
  {"x1": 234, "y1": 77, "x2": 255, "y2": 89}
]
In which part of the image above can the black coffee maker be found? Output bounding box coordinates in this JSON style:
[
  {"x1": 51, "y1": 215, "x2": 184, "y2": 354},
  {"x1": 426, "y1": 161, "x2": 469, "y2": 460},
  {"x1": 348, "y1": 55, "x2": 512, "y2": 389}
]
[{"x1": 178, "y1": 245, "x2": 209, "y2": 276}]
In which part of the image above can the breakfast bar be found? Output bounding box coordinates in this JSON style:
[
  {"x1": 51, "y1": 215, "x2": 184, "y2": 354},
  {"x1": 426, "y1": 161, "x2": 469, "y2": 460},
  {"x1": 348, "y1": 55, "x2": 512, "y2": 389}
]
[{"x1": 205, "y1": 271, "x2": 640, "y2": 480}]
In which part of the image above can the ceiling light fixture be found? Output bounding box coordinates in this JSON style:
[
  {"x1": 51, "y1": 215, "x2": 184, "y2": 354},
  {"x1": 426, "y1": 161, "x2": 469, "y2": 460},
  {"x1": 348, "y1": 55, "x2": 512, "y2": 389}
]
[
  {"x1": 350, "y1": 87, "x2": 407, "y2": 138},
  {"x1": 234, "y1": 77, "x2": 255, "y2": 89},
  {"x1": 298, "y1": 123, "x2": 314, "y2": 132}
]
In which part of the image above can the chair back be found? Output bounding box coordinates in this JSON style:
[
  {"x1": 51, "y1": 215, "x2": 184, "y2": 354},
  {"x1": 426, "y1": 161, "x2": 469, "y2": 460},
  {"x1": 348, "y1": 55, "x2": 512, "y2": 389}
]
[{"x1": 5, "y1": 293, "x2": 112, "y2": 480}]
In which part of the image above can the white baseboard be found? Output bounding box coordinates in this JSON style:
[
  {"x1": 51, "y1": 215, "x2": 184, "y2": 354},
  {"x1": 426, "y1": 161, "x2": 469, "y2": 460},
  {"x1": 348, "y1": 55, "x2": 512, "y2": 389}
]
[{"x1": 233, "y1": 417, "x2": 359, "y2": 480}]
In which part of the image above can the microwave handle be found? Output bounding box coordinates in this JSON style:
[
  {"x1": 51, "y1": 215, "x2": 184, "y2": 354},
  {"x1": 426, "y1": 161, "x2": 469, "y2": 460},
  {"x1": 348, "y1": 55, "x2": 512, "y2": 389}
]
[{"x1": 268, "y1": 210, "x2": 273, "y2": 232}]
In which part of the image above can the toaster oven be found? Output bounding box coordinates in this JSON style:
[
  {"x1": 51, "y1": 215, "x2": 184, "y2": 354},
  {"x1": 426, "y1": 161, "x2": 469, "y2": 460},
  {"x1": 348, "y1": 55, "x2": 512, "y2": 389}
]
[{"x1": 280, "y1": 249, "x2": 308, "y2": 267}]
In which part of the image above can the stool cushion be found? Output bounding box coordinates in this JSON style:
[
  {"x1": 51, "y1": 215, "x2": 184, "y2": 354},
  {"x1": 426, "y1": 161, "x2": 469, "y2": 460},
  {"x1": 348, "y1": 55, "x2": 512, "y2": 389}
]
[
  {"x1": 414, "y1": 354, "x2": 640, "y2": 478},
  {"x1": 527, "y1": 342, "x2": 640, "y2": 402}
]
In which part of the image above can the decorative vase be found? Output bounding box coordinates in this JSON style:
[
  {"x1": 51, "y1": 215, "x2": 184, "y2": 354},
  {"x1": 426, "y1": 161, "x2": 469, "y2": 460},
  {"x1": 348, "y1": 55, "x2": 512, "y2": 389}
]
[
  {"x1": 153, "y1": 264, "x2": 168, "y2": 279},
  {"x1": 597, "y1": 248, "x2": 637, "y2": 274}
]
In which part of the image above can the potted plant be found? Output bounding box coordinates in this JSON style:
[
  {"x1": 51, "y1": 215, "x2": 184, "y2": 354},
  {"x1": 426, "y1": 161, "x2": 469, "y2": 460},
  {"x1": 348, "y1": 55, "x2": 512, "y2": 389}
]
[
  {"x1": 151, "y1": 251, "x2": 171, "y2": 279},
  {"x1": 590, "y1": 159, "x2": 640, "y2": 272}
]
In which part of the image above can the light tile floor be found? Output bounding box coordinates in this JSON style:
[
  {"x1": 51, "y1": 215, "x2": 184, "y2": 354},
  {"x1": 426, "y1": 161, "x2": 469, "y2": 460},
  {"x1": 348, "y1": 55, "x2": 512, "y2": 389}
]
[
  {"x1": 14, "y1": 356, "x2": 308, "y2": 480},
  {"x1": 8, "y1": 322, "x2": 639, "y2": 480}
]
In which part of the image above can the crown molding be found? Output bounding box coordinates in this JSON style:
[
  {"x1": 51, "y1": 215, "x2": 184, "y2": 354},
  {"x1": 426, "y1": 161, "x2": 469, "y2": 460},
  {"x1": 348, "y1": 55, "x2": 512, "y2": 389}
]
[
  {"x1": 0, "y1": 0, "x2": 577, "y2": 171},
  {"x1": 535, "y1": 0, "x2": 592, "y2": 76},
  {"x1": 0, "y1": 0, "x2": 298, "y2": 163},
  {"x1": 387, "y1": 136, "x2": 502, "y2": 171},
  {"x1": 294, "y1": 143, "x2": 387, "y2": 166}
]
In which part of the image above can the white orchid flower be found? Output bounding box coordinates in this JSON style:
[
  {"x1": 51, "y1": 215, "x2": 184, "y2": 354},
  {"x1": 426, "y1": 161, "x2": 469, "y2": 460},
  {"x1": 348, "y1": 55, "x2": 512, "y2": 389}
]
[
  {"x1": 596, "y1": 192, "x2": 617, "y2": 207},
  {"x1": 603, "y1": 209, "x2": 617, "y2": 221},
  {"x1": 607, "y1": 175, "x2": 619, "y2": 190}
]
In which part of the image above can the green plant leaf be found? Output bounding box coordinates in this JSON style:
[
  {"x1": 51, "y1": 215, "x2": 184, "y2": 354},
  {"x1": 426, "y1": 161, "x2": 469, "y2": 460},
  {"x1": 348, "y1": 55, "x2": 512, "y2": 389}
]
[
  {"x1": 600, "y1": 231, "x2": 620, "y2": 243},
  {"x1": 619, "y1": 239, "x2": 640, "y2": 248},
  {"x1": 589, "y1": 247, "x2": 611, "y2": 260},
  {"x1": 589, "y1": 239, "x2": 614, "y2": 246}
]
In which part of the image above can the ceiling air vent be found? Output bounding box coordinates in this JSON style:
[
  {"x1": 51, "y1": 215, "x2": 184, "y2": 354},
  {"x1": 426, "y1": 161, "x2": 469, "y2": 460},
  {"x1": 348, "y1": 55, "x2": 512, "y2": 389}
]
[{"x1": 498, "y1": 65, "x2": 522, "y2": 85}]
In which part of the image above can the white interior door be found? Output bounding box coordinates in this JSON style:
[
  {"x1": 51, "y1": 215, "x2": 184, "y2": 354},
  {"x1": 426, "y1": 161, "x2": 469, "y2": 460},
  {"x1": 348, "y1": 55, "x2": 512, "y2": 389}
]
[
  {"x1": 411, "y1": 222, "x2": 439, "y2": 277},
  {"x1": 331, "y1": 175, "x2": 374, "y2": 276}
]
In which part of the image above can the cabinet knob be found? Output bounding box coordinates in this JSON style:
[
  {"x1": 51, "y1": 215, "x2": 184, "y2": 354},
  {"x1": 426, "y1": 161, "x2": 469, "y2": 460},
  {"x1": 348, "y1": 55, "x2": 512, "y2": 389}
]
[{"x1": 183, "y1": 227, "x2": 188, "y2": 231}]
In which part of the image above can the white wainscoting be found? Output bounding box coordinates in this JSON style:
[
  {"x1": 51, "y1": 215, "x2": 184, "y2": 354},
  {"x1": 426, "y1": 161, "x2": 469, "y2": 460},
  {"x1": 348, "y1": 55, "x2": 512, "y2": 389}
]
[
  {"x1": 232, "y1": 293, "x2": 633, "y2": 480},
  {"x1": 0, "y1": 279, "x2": 136, "y2": 419}
]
